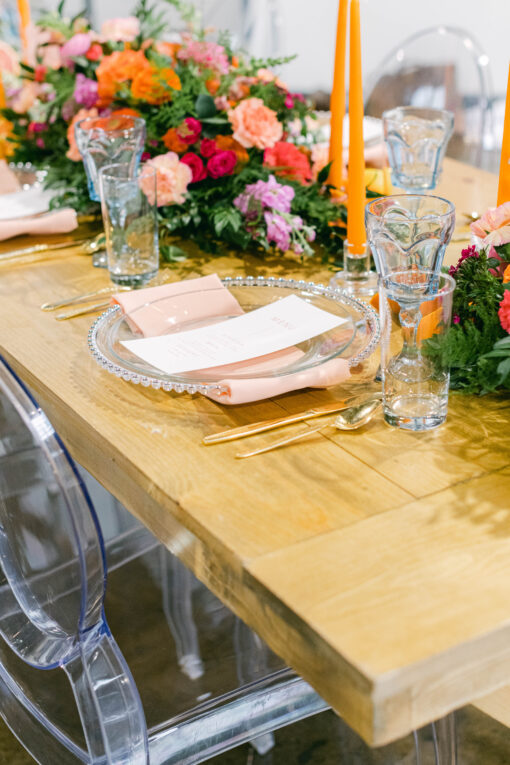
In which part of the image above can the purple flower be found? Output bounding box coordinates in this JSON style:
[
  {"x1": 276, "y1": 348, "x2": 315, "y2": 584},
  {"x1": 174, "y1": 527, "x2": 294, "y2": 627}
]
[
  {"x1": 453, "y1": 314, "x2": 461, "y2": 324},
  {"x1": 73, "y1": 73, "x2": 98, "y2": 108},
  {"x1": 449, "y1": 245, "x2": 480, "y2": 277},
  {"x1": 264, "y1": 211, "x2": 292, "y2": 251}
]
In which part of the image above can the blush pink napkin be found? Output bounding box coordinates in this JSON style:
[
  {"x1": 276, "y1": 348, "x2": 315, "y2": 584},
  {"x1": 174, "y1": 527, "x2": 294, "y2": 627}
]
[
  {"x1": 112, "y1": 274, "x2": 351, "y2": 405},
  {"x1": 0, "y1": 161, "x2": 21, "y2": 195},
  {"x1": 0, "y1": 208, "x2": 78, "y2": 242}
]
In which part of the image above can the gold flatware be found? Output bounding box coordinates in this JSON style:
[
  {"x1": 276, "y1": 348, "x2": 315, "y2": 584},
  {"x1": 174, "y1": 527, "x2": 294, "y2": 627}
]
[
  {"x1": 451, "y1": 233, "x2": 471, "y2": 243},
  {"x1": 0, "y1": 238, "x2": 89, "y2": 262},
  {"x1": 236, "y1": 398, "x2": 382, "y2": 458},
  {"x1": 462, "y1": 210, "x2": 480, "y2": 223},
  {"x1": 41, "y1": 285, "x2": 129, "y2": 312},
  {"x1": 55, "y1": 300, "x2": 110, "y2": 320},
  {"x1": 204, "y1": 392, "x2": 382, "y2": 444}
]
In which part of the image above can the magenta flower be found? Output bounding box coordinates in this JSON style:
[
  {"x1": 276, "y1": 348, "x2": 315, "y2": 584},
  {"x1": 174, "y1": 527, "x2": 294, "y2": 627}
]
[
  {"x1": 74, "y1": 73, "x2": 98, "y2": 108},
  {"x1": 180, "y1": 152, "x2": 207, "y2": 183},
  {"x1": 207, "y1": 150, "x2": 236, "y2": 178}
]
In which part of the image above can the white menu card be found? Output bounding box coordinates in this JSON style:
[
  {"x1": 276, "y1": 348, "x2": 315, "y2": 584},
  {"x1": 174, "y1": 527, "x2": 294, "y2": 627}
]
[{"x1": 121, "y1": 295, "x2": 346, "y2": 375}]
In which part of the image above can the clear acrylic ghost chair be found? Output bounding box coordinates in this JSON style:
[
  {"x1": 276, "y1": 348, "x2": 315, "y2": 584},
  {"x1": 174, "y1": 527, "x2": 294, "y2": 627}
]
[
  {"x1": 0, "y1": 356, "x2": 458, "y2": 764},
  {"x1": 364, "y1": 26, "x2": 494, "y2": 167}
]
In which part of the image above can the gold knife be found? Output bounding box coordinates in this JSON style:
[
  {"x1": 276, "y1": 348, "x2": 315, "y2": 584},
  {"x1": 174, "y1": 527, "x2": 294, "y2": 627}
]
[
  {"x1": 41, "y1": 285, "x2": 130, "y2": 311},
  {"x1": 55, "y1": 300, "x2": 110, "y2": 320},
  {"x1": 203, "y1": 400, "x2": 353, "y2": 444},
  {"x1": 0, "y1": 238, "x2": 89, "y2": 262}
]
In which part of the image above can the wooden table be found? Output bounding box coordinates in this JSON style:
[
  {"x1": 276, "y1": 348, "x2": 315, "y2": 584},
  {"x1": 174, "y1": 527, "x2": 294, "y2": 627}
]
[{"x1": 1, "y1": 158, "x2": 509, "y2": 747}]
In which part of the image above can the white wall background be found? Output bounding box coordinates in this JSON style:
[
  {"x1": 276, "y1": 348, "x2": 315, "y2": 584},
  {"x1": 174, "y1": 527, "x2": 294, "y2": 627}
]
[{"x1": 84, "y1": 0, "x2": 510, "y2": 96}]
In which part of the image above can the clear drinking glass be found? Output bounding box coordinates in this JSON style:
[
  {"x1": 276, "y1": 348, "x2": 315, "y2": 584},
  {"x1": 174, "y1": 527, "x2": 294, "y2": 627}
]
[
  {"x1": 75, "y1": 115, "x2": 146, "y2": 202},
  {"x1": 382, "y1": 107, "x2": 454, "y2": 191},
  {"x1": 365, "y1": 194, "x2": 455, "y2": 277},
  {"x1": 99, "y1": 163, "x2": 159, "y2": 287},
  {"x1": 379, "y1": 270, "x2": 455, "y2": 430}
]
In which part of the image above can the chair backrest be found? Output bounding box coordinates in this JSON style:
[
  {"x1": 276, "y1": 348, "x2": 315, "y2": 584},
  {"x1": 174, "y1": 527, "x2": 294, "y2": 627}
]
[
  {"x1": 0, "y1": 357, "x2": 148, "y2": 764},
  {"x1": 365, "y1": 26, "x2": 493, "y2": 162}
]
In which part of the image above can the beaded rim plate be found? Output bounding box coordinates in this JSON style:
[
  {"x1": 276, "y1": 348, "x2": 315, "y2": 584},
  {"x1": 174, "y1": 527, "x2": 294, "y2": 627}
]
[{"x1": 88, "y1": 276, "x2": 380, "y2": 396}]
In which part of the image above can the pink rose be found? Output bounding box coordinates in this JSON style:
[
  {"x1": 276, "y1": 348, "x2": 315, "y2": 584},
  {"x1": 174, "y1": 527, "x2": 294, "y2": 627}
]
[
  {"x1": 180, "y1": 152, "x2": 207, "y2": 183},
  {"x1": 471, "y1": 201, "x2": 510, "y2": 247},
  {"x1": 143, "y1": 152, "x2": 192, "y2": 206},
  {"x1": 100, "y1": 17, "x2": 140, "y2": 42},
  {"x1": 228, "y1": 97, "x2": 283, "y2": 150},
  {"x1": 177, "y1": 117, "x2": 202, "y2": 145},
  {"x1": 207, "y1": 150, "x2": 237, "y2": 178},
  {"x1": 200, "y1": 138, "x2": 217, "y2": 158},
  {"x1": 61, "y1": 33, "x2": 93, "y2": 65}
]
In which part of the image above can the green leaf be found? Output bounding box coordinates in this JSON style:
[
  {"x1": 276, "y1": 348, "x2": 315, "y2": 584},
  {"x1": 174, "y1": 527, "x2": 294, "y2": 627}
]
[
  {"x1": 317, "y1": 161, "x2": 332, "y2": 185},
  {"x1": 496, "y1": 356, "x2": 510, "y2": 381},
  {"x1": 160, "y1": 244, "x2": 188, "y2": 262},
  {"x1": 195, "y1": 94, "x2": 217, "y2": 119},
  {"x1": 213, "y1": 207, "x2": 242, "y2": 236}
]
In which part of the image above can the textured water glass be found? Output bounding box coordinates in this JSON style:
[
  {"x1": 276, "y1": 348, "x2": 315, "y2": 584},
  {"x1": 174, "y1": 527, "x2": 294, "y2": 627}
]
[
  {"x1": 382, "y1": 107, "x2": 454, "y2": 191},
  {"x1": 99, "y1": 164, "x2": 159, "y2": 287},
  {"x1": 379, "y1": 270, "x2": 455, "y2": 431},
  {"x1": 75, "y1": 116, "x2": 146, "y2": 202},
  {"x1": 365, "y1": 194, "x2": 455, "y2": 277}
]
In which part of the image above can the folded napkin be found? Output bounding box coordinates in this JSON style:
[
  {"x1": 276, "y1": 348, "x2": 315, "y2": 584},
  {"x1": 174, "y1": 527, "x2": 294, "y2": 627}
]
[
  {"x1": 0, "y1": 208, "x2": 78, "y2": 242},
  {"x1": 112, "y1": 274, "x2": 351, "y2": 405},
  {"x1": 0, "y1": 161, "x2": 21, "y2": 195}
]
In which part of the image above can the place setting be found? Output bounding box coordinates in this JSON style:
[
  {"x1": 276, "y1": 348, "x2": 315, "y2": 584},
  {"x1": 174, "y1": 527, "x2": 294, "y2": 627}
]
[{"x1": 1, "y1": 1, "x2": 510, "y2": 764}]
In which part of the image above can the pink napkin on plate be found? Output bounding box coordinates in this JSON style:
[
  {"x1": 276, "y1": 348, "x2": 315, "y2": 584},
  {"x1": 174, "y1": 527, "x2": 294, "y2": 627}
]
[
  {"x1": 0, "y1": 208, "x2": 78, "y2": 242},
  {"x1": 112, "y1": 273, "x2": 351, "y2": 404},
  {"x1": 0, "y1": 161, "x2": 21, "y2": 195}
]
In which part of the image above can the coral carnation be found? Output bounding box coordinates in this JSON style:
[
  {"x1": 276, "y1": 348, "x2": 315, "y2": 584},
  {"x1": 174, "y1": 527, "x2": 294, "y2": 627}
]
[
  {"x1": 228, "y1": 97, "x2": 282, "y2": 150},
  {"x1": 471, "y1": 201, "x2": 510, "y2": 248},
  {"x1": 143, "y1": 152, "x2": 192, "y2": 206},
  {"x1": 264, "y1": 141, "x2": 312, "y2": 184},
  {"x1": 498, "y1": 290, "x2": 510, "y2": 333}
]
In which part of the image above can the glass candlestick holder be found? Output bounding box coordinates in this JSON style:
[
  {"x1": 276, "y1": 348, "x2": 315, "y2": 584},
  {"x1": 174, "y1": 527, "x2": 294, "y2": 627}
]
[{"x1": 329, "y1": 239, "x2": 378, "y2": 297}]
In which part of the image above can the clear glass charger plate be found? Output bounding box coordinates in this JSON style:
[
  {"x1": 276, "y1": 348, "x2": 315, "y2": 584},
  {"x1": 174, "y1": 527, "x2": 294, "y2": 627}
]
[{"x1": 88, "y1": 276, "x2": 380, "y2": 397}]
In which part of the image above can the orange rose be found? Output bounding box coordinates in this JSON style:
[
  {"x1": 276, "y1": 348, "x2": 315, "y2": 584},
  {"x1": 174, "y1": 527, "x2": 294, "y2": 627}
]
[
  {"x1": 205, "y1": 77, "x2": 221, "y2": 95},
  {"x1": 66, "y1": 107, "x2": 98, "y2": 161},
  {"x1": 131, "y1": 66, "x2": 181, "y2": 104},
  {"x1": 96, "y1": 49, "x2": 151, "y2": 105},
  {"x1": 161, "y1": 127, "x2": 188, "y2": 153},
  {"x1": 215, "y1": 134, "x2": 249, "y2": 163}
]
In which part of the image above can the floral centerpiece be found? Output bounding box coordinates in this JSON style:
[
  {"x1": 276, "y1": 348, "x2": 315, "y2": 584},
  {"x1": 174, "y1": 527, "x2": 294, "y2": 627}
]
[
  {"x1": 0, "y1": 0, "x2": 358, "y2": 261},
  {"x1": 423, "y1": 203, "x2": 510, "y2": 394}
]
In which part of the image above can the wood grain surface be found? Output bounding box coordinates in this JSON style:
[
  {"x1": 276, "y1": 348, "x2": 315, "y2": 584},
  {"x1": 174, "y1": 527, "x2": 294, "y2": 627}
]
[{"x1": 0, "y1": 158, "x2": 508, "y2": 746}]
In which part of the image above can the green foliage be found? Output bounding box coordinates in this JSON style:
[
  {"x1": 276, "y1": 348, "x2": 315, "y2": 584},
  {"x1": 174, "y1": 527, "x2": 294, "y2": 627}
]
[{"x1": 423, "y1": 249, "x2": 509, "y2": 394}]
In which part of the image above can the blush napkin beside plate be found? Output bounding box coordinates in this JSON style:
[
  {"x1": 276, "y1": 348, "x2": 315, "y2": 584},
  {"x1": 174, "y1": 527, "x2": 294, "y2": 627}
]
[
  {"x1": 110, "y1": 273, "x2": 351, "y2": 406},
  {"x1": 0, "y1": 161, "x2": 78, "y2": 242}
]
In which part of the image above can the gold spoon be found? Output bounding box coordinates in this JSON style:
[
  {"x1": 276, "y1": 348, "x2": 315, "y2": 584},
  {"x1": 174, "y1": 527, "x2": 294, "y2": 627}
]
[{"x1": 236, "y1": 398, "x2": 382, "y2": 458}]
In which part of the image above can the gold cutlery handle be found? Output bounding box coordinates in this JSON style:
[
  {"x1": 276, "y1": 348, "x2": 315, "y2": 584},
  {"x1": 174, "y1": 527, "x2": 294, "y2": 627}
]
[
  {"x1": 236, "y1": 422, "x2": 327, "y2": 458},
  {"x1": 203, "y1": 410, "x2": 320, "y2": 443},
  {"x1": 41, "y1": 286, "x2": 120, "y2": 311},
  {"x1": 56, "y1": 301, "x2": 110, "y2": 320},
  {"x1": 0, "y1": 238, "x2": 89, "y2": 262}
]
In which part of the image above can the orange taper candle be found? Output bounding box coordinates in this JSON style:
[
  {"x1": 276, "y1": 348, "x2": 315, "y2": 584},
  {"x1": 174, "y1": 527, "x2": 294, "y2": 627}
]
[
  {"x1": 17, "y1": 0, "x2": 31, "y2": 61},
  {"x1": 0, "y1": 75, "x2": 5, "y2": 110},
  {"x1": 497, "y1": 63, "x2": 510, "y2": 206},
  {"x1": 347, "y1": 0, "x2": 366, "y2": 254},
  {"x1": 328, "y1": 0, "x2": 348, "y2": 190}
]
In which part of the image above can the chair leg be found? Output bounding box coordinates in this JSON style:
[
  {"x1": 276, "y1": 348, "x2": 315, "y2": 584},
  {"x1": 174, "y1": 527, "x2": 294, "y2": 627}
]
[
  {"x1": 160, "y1": 548, "x2": 205, "y2": 681},
  {"x1": 414, "y1": 713, "x2": 457, "y2": 765},
  {"x1": 234, "y1": 619, "x2": 276, "y2": 756}
]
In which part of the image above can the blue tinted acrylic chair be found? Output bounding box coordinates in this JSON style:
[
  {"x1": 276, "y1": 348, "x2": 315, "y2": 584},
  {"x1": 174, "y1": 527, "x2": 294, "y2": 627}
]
[{"x1": 0, "y1": 355, "x2": 457, "y2": 764}]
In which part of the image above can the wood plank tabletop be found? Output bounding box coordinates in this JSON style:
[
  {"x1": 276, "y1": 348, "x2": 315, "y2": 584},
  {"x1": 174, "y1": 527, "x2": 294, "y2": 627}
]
[{"x1": 0, "y1": 157, "x2": 508, "y2": 747}]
